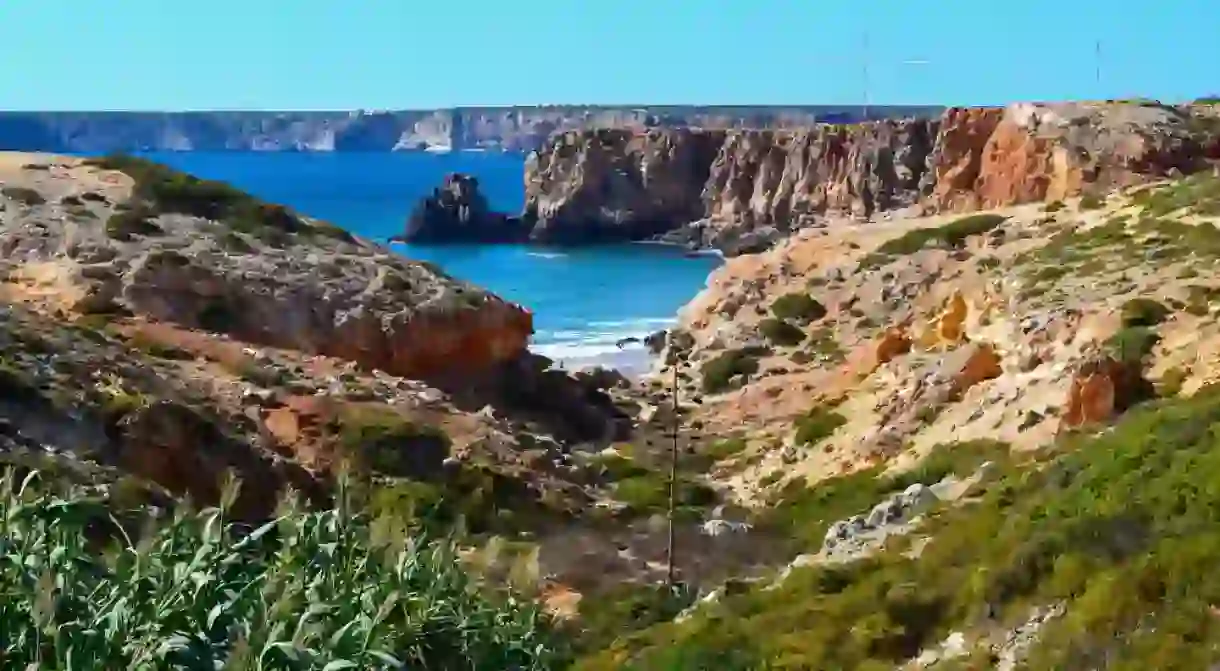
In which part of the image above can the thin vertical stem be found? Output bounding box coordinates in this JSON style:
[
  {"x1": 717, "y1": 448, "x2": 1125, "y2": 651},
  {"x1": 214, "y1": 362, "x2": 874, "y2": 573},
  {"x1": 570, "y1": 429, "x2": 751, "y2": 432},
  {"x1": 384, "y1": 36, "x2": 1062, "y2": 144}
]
[
  {"x1": 666, "y1": 363, "x2": 679, "y2": 586},
  {"x1": 862, "y1": 31, "x2": 870, "y2": 121}
]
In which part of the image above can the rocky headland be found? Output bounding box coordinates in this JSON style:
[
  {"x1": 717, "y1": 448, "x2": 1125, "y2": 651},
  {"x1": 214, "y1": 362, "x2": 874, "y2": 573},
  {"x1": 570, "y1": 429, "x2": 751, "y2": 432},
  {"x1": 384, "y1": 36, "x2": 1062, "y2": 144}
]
[
  {"x1": 401, "y1": 100, "x2": 1220, "y2": 252},
  {"x1": 0, "y1": 105, "x2": 940, "y2": 154},
  {"x1": 539, "y1": 101, "x2": 1220, "y2": 253}
]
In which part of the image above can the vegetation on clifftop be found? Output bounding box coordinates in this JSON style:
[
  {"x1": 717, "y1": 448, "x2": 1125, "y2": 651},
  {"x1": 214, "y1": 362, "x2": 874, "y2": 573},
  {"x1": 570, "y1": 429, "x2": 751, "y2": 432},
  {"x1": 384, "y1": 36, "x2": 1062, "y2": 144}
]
[{"x1": 84, "y1": 154, "x2": 354, "y2": 244}]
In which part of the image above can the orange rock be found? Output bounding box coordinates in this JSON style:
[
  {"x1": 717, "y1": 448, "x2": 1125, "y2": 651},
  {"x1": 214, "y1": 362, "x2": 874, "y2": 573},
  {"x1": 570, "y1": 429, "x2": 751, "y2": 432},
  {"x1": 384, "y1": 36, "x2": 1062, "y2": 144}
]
[
  {"x1": 1060, "y1": 354, "x2": 1149, "y2": 429},
  {"x1": 951, "y1": 343, "x2": 1003, "y2": 396},
  {"x1": 872, "y1": 327, "x2": 913, "y2": 369}
]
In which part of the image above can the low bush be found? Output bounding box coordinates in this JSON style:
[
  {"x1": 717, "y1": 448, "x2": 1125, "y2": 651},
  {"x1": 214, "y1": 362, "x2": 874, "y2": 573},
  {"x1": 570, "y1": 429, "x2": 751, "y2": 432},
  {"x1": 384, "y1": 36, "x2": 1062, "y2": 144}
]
[
  {"x1": 83, "y1": 154, "x2": 354, "y2": 243},
  {"x1": 758, "y1": 317, "x2": 806, "y2": 347},
  {"x1": 578, "y1": 388, "x2": 1220, "y2": 668},
  {"x1": 874, "y1": 213, "x2": 1006, "y2": 257},
  {"x1": 1, "y1": 186, "x2": 45, "y2": 206},
  {"x1": 793, "y1": 404, "x2": 847, "y2": 447},
  {"x1": 700, "y1": 347, "x2": 765, "y2": 393},
  {"x1": 770, "y1": 293, "x2": 827, "y2": 323},
  {"x1": 1119, "y1": 297, "x2": 1170, "y2": 327}
]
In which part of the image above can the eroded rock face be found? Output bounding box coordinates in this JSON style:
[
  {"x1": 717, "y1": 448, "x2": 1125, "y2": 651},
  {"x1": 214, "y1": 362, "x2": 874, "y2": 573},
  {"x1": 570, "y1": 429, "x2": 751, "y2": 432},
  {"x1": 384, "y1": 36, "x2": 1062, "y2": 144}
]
[
  {"x1": 522, "y1": 128, "x2": 727, "y2": 244},
  {"x1": 521, "y1": 101, "x2": 1220, "y2": 253},
  {"x1": 928, "y1": 102, "x2": 1215, "y2": 211}
]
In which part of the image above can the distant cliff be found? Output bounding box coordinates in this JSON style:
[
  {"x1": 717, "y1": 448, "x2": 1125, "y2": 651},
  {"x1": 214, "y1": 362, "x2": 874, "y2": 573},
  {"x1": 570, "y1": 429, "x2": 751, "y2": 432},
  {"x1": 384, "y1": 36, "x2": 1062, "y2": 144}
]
[
  {"x1": 0, "y1": 106, "x2": 942, "y2": 154},
  {"x1": 520, "y1": 101, "x2": 1220, "y2": 252}
]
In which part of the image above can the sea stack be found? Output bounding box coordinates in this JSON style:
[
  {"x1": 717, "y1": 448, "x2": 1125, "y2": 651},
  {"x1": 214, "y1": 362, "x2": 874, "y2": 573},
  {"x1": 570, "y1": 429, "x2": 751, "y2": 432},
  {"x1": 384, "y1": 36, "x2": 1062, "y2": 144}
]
[{"x1": 392, "y1": 172, "x2": 529, "y2": 244}]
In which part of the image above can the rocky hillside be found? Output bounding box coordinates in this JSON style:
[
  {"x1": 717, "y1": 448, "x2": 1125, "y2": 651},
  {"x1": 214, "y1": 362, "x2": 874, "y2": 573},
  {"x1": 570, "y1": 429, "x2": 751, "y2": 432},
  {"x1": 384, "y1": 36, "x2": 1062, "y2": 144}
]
[
  {"x1": 524, "y1": 100, "x2": 1220, "y2": 251},
  {"x1": 0, "y1": 152, "x2": 653, "y2": 531},
  {"x1": 568, "y1": 166, "x2": 1220, "y2": 668},
  {"x1": 0, "y1": 105, "x2": 939, "y2": 154}
]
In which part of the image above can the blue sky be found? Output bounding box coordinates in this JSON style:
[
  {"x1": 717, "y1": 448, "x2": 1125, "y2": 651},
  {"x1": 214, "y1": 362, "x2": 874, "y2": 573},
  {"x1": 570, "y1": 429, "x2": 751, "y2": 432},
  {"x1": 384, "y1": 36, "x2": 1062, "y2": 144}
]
[{"x1": 1, "y1": 0, "x2": 1216, "y2": 110}]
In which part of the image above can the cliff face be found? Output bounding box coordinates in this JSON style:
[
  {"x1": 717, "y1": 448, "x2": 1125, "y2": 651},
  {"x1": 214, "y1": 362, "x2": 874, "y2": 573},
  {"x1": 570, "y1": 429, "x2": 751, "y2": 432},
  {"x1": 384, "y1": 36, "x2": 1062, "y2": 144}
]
[
  {"x1": 0, "y1": 105, "x2": 942, "y2": 154},
  {"x1": 522, "y1": 129, "x2": 726, "y2": 243},
  {"x1": 523, "y1": 101, "x2": 1220, "y2": 253}
]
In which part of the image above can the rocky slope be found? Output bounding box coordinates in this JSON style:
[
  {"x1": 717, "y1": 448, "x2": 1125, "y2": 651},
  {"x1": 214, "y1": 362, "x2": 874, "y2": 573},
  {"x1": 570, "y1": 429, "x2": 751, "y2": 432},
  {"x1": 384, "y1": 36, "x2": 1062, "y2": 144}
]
[
  {"x1": 524, "y1": 100, "x2": 1220, "y2": 252},
  {"x1": 0, "y1": 105, "x2": 940, "y2": 154},
  {"x1": 0, "y1": 152, "x2": 649, "y2": 531},
  {"x1": 568, "y1": 165, "x2": 1220, "y2": 668}
]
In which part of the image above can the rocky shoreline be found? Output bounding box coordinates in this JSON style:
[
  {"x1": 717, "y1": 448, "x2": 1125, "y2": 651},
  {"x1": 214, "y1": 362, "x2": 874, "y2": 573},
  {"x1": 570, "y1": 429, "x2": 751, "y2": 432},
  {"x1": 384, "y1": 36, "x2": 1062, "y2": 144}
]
[{"x1": 397, "y1": 101, "x2": 1220, "y2": 256}]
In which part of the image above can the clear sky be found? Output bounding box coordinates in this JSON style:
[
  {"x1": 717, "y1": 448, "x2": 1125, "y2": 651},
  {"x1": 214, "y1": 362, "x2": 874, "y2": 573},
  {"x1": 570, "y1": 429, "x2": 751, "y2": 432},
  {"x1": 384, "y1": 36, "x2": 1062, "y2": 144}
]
[{"x1": 1, "y1": 0, "x2": 1216, "y2": 111}]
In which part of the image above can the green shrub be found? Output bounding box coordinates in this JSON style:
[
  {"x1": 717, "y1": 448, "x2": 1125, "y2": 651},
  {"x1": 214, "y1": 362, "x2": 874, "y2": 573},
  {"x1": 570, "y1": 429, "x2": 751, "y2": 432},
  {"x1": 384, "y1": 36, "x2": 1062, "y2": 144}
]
[
  {"x1": 1043, "y1": 200, "x2": 1066, "y2": 213},
  {"x1": 104, "y1": 207, "x2": 163, "y2": 240},
  {"x1": 0, "y1": 469, "x2": 569, "y2": 669},
  {"x1": 577, "y1": 388, "x2": 1220, "y2": 668},
  {"x1": 770, "y1": 293, "x2": 827, "y2": 323},
  {"x1": 1105, "y1": 327, "x2": 1160, "y2": 365},
  {"x1": 1120, "y1": 298, "x2": 1170, "y2": 327},
  {"x1": 793, "y1": 404, "x2": 847, "y2": 446},
  {"x1": 758, "y1": 318, "x2": 806, "y2": 347},
  {"x1": 336, "y1": 405, "x2": 451, "y2": 479},
  {"x1": 1079, "y1": 193, "x2": 1105, "y2": 210},
  {"x1": 874, "y1": 214, "x2": 1006, "y2": 257},
  {"x1": 700, "y1": 348, "x2": 764, "y2": 393},
  {"x1": 1, "y1": 186, "x2": 45, "y2": 206},
  {"x1": 83, "y1": 154, "x2": 353, "y2": 243}
]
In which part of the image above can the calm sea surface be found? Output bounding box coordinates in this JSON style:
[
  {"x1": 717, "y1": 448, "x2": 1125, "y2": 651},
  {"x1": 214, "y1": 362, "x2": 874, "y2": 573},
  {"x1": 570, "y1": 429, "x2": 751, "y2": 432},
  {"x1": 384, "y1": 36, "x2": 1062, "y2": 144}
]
[{"x1": 135, "y1": 151, "x2": 722, "y2": 374}]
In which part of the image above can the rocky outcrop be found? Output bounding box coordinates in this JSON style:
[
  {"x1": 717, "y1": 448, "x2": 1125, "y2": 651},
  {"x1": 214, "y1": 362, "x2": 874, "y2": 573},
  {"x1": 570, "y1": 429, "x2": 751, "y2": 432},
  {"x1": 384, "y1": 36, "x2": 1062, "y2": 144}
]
[
  {"x1": 524, "y1": 101, "x2": 1220, "y2": 253},
  {"x1": 0, "y1": 105, "x2": 941, "y2": 154},
  {"x1": 394, "y1": 173, "x2": 529, "y2": 244},
  {"x1": 522, "y1": 129, "x2": 728, "y2": 244},
  {"x1": 0, "y1": 155, "x2": 533, "y2": 383}
]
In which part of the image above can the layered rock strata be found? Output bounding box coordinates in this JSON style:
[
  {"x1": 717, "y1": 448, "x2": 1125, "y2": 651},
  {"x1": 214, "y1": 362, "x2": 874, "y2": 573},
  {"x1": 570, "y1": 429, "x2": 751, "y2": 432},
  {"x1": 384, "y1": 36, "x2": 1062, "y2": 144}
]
[{"x1": 517, "y1": 101, "x2": 1220, "y2": 253}]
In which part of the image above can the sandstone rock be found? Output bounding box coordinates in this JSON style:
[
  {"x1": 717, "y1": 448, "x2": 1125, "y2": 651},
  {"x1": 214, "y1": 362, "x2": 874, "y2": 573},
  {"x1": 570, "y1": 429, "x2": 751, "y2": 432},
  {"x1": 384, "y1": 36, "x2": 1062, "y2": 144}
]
[
  {"x1": 1060, "y1": 352, "x2": 1150, "y2": 429},
  {"x1": 523, "y1": 128, "x2": 726, "y2": 244},
  {"x1": 870, "y1": 326, "x2": 913, "y2": 371},
  {"x1": 519, "y1": 101, "x2": 1220, "y2": 252}
]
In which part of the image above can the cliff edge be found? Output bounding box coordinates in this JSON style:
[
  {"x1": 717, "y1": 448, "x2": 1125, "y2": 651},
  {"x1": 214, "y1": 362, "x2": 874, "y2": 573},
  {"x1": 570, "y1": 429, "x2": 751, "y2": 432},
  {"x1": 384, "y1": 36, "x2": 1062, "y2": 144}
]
[{"x1": 521, "y1": 100, "x2": 1220, "y2": 253}]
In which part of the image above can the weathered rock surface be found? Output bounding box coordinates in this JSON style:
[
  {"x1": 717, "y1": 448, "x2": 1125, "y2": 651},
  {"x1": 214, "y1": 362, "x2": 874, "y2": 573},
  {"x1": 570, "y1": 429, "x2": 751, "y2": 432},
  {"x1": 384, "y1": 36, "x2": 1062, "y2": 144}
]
[
  {"x1": 522, "y1": 129, "x2": 727, "y2": 244},
  {"x1": 523, "y1": 101, "x2": 1220, "y2": 253},
  {"x1": 0, "y1": 155, "x2": 533, "y2": 382},
  {"x1": 0, "y1": 152, "x2": 629, "y2": 526}
]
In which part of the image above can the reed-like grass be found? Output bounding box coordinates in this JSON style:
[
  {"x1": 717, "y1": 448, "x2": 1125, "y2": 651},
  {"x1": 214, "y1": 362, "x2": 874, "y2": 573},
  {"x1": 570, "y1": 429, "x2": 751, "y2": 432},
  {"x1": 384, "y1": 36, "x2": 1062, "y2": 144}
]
[{"x1": 0, "y1": 470, "x2": 569, "y2": 670}]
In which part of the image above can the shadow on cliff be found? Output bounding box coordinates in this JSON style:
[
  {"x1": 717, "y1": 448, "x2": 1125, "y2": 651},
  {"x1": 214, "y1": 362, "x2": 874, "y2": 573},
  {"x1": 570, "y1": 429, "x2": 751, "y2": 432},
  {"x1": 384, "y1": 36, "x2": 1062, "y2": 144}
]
[{"x1": 426, "y1": 352, "x2": 635, "y2": 447}]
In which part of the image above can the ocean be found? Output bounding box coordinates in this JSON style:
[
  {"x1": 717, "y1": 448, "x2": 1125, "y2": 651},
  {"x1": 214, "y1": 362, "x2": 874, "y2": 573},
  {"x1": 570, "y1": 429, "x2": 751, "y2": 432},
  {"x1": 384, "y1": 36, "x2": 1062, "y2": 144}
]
[{"x1": 133, "y1": 151, "x2": 723, "y2": 375}]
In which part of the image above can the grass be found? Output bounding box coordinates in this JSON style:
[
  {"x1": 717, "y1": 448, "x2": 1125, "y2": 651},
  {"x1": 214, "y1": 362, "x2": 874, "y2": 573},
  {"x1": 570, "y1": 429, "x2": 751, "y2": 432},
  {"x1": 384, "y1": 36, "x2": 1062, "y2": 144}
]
[
  {"x1": 769, "y1": 293, "x2": 827, "y2": 323},
  {"x1": 757, "y1": 318, "x2": 806, "y2": 347},
  {"x1": 0, "y1": 469, "x2": 569, "y2": 669},
  {"x1": 83, "y1": 154, "x2": 356, "y2": 244},
  {"x1": 577, "y1": 388, "x2": 1220, "y2": 668}
]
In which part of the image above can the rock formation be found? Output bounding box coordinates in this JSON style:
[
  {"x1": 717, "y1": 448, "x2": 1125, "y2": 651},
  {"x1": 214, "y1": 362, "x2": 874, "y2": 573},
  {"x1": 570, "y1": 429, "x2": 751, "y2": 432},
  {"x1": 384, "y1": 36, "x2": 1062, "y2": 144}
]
[
  {"x1": 0, "y1": 105, "x2": 940, "y2": 154},
  {"x1": 521, "y1": 100, "x2": 1220, "y2": 253},
  {"x1": 394, "y1": 173, "x2": 529, "y2": 244}
]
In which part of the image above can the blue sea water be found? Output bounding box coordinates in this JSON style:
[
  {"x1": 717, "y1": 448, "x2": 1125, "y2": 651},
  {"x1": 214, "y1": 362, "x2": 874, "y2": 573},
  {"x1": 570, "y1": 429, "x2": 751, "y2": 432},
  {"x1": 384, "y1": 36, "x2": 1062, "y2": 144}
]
[{"x1": 134, "y1": 151, "x2": 722, "y2": 374}]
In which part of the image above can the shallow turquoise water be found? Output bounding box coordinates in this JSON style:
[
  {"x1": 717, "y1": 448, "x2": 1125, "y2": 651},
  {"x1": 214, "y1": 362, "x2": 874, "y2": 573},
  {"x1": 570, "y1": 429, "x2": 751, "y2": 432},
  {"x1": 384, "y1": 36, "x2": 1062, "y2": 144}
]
[{"x1": 135, "y1": 151, "x2": 722, "y2": 373}]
